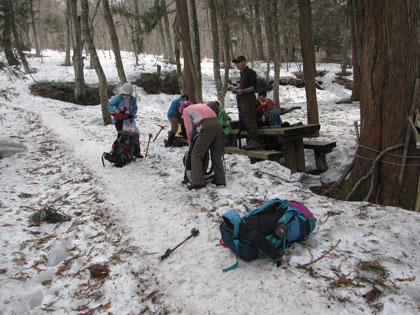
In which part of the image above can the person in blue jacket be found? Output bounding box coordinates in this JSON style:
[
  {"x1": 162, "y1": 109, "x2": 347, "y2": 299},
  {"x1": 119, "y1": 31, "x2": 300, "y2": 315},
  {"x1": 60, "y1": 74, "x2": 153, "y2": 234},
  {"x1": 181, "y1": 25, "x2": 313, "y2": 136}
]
[
  {"x1": 107, "y1": 83, "x2": 138, "y2": 132},
  {"x1": 107, "y1": 83, "x2": 142, "y2": 158},
  {"x1": 166, "y1": 94, "x2": 188, "y2": 147}
]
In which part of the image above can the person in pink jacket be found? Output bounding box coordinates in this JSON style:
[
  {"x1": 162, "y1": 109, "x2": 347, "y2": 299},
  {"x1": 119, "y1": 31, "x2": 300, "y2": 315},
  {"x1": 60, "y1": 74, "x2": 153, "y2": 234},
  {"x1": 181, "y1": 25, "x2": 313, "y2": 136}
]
[{"x1": 180, "y1": 103, "x2": 226, "y2": 189}]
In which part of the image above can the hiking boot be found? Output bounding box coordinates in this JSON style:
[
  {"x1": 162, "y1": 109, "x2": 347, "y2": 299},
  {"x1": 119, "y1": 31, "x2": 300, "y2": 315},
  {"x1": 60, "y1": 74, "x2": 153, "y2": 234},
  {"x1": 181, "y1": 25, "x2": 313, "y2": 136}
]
[
  {"x1": 135, "y1": 153, "x2": 144, "y2": 158},
  {"x1": 187, "y1": 184, "x2": 205, "y2": 190},
  {"x1": 243, "y1": 141, "x2": 263, "y2": 151}
]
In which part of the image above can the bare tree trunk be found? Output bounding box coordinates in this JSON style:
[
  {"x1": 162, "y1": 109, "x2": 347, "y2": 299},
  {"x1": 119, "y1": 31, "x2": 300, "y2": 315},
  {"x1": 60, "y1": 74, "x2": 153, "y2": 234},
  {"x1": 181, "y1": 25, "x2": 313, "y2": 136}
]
[
  {"x1": 102, "y1": 0, "x2": 127, "y2": 84},
  {"x1": 29, "y1": 0, "x2": 40, "y2": 56},
  {"x1": 350, "y1": 0, "x2": 360, "y2": 101},
  {"x1": 246, "y1": 1, "x2": 257, "y2": 60},
  {"x1": 339, "y1": 0, "x2": 420, "y2": 210},
  {"x1": 162, "y1": 0, "x2": 175, "y2": 64},
  {"x1": 80, "y1": 0, "x2": 111, "y2": 125},
  {"x1": 340, "y1": 10, "x2": 350, "y2": 77},
  {"x1": 64, "y1": 0, "x2": 72, "y2": 66},
  {"x1": 173, "y1": 16, "x2": 184, "y2": 93},
  {"x1": 189, "y1": 0, "x2": 202, "y2": 101},
  {"x1": 2, "y1": 0, "x2": 19, "y2": 66},
  {"x1": 133, "y1": 0, "x2": 143, "y2": 65},
  {"x1": 174, "y1": 0, "x2": 201, "y2": 103},
  {"x1": 69, "y1": 0, "x2": 87, "y2": 104},
  {"x1": 156, "y1": 0, "x2": 169, "y2": 59},
  {"x1": 254, "y1": 0, "x2": 264, "y2": 60},
  {"x1": 88, "y1": 0, "x2": 101, "y2": 69},
  {"x1": 271, "y1": 0, "x2": 281, "y2": 104},
  {"x1": 9, "y1": 0, "x2": 31, "y2": 73},
  {"x1": 297, "y1": 0, "x2": 319, "y2": 132},
  {"x1": 208, "y1": 0, "x2": 229, "y2": 107},
  {"x1": 263, "y1": 0, "x2": 274, "y2": 87}
]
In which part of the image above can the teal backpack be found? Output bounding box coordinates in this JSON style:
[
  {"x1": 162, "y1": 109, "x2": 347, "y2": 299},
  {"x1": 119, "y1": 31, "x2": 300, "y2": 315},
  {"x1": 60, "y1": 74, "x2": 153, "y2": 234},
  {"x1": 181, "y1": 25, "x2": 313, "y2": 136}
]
[{"x1": 219, "y1": 199, "x2": 316, "y2": 272}]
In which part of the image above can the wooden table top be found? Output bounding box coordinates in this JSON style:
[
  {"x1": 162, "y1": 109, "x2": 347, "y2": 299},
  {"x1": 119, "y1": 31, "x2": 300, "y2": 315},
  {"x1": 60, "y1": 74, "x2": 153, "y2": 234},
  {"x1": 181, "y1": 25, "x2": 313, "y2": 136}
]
[{"x1": 231, "y1": 124, "x2": 320, "y2": 136}]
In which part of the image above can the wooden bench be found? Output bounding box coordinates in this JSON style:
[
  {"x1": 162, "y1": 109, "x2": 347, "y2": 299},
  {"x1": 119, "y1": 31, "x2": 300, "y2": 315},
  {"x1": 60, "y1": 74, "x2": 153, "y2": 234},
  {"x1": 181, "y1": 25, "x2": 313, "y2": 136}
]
[
  {"x1": 303, "y1": 140, "x2": 336, "y2": 172},
  {"x1": 224, "y1": 146, "x2": 283, "y2": 164}
]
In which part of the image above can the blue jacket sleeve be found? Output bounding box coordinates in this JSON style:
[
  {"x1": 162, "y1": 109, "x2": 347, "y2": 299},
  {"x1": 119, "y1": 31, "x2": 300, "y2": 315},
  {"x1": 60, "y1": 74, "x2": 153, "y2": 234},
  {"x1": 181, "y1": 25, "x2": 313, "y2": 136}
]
[{"x1": 107, "y1": 95, "x2": 121, "y2": 114}]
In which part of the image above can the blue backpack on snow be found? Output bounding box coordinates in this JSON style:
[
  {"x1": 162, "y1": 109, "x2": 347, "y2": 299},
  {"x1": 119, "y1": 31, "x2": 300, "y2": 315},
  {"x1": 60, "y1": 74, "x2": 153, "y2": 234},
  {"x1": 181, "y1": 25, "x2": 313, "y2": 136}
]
[{"x1": 219, "y1": 198, "x2": 316, "y2": 272}]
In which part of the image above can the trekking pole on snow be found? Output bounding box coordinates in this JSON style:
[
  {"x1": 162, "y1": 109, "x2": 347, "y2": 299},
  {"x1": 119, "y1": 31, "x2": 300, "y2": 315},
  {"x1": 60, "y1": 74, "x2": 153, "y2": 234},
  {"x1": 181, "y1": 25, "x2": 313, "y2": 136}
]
[
  {"x1": 160, "y1": 228, "x2": 199, "y2": 261},
  {"x1": 153, "y1": 125, "x2": 165, "y2": 142},
  {"x1": 145, "y1": 133, "x2": 152, "y2": 157}
]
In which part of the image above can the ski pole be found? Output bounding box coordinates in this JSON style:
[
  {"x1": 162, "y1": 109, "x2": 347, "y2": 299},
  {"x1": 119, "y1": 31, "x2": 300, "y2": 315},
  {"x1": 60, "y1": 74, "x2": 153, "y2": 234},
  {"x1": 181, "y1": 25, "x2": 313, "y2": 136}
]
[
  {"x1": 153, "y1": 125, "x2": 165, "y2": 142},
  {"x1": 160, "y1": 228, "x2": 199, "y2": 261},
  {"x1": 145, "y1": 133, "x2": 152, "y2": 157}
]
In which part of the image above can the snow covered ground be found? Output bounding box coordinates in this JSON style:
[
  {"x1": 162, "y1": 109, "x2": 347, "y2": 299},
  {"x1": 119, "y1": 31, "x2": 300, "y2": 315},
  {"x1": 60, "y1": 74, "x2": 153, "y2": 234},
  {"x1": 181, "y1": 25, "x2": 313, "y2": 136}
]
[{"x1": 0, "y1": 50, "x2": 419, "y2": 314}]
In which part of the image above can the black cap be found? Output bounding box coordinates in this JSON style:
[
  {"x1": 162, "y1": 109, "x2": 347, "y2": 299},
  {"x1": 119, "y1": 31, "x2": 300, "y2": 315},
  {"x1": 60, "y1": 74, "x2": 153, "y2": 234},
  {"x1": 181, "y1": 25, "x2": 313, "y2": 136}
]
[
  {"x1": 258, "y1": 89, "x2": 267, "y2": 97},
  {"x1": 232, "y1": 56, "x2": 246, "y2": 64}
]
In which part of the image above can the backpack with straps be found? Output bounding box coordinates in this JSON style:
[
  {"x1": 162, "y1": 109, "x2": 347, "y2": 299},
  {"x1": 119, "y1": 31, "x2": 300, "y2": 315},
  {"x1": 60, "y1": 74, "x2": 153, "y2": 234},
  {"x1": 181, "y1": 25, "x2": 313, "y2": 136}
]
[
  {"x1": 102, "y1": 130, "x2": 139, "y2": 168},
  {"x1": 182, "y1": 134, "x2": 214, "y2": 184},
  {"x1": 219, "y1": 198, "x2": 316, "y2": 272}
]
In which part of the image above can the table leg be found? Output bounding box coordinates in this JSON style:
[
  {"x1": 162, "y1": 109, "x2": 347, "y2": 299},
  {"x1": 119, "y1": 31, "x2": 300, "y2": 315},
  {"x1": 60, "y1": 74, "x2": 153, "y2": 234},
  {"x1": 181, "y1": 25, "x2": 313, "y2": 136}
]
[
  {"x1": 295, "y1": 139, "x2": 306, "y2": 172},
  {"x1": 283, "y1": 141, "x2": 297, "y2": 172}
]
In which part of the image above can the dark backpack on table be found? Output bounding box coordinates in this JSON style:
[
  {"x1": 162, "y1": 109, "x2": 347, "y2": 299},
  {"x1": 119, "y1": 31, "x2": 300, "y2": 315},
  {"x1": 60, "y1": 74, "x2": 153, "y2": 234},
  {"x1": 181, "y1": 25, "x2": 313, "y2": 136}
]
[{"x1": 219, "y1": 198, "x2": 316, "y2": 272}]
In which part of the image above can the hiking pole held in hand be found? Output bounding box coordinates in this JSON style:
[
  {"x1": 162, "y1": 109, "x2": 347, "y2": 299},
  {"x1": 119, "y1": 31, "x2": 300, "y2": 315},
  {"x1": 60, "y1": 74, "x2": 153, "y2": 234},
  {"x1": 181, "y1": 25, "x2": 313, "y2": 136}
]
[
  {"x1": 153, "y1": 125, "x2": 165, "y2": 142},
  {"x1": 145, "y1": 133, "x2": 152, "y2": 157},
  {"x1": 160, "y1": 228, "x2": 199, "y2": 261}
]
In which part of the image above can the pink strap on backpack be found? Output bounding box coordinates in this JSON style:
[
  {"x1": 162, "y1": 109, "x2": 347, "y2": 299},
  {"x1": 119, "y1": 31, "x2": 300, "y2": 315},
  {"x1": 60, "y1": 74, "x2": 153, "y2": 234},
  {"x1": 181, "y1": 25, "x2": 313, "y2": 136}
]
[{"x1": 288, "y1": 201, "x2": 314, "y2": 218}]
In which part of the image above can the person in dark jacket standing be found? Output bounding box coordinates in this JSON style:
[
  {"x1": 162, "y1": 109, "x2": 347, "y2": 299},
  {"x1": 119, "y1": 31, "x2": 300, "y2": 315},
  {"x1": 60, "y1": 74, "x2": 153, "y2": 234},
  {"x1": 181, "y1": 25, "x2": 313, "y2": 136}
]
[
  {"x1": 232, "y1": 56, "x2": 262, "y2": 150},
  {"x1": 166, "y1": 94, "x2": 188, "y2": 147}
]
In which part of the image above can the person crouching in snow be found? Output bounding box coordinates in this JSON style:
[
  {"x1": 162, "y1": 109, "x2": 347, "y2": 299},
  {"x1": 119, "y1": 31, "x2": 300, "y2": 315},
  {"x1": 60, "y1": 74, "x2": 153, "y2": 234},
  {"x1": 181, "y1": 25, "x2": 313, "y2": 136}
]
[
  {"x1": 180, "y1": 102, "x2": 226, "y2": 190},
  {"x1": 107, "y1": 83, "x2": 143, "y2": 158}
]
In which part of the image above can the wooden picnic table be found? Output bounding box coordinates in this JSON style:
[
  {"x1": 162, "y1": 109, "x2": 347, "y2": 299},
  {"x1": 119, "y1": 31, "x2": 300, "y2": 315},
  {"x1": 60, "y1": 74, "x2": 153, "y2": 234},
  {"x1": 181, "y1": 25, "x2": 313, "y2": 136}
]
[{"x1": 230, "y1": 123, "x2": 320, "y2": 172}]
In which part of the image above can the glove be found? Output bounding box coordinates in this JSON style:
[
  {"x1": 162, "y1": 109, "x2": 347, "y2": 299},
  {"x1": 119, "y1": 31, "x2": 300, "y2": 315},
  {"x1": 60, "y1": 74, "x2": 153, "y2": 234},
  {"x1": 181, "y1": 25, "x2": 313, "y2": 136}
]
[
  {"x1": 112, "y1": 113, "x2": 127, "y2": 121},
  {"x1": 127, "y1": 114, "x2": 133, "y2": 119}
]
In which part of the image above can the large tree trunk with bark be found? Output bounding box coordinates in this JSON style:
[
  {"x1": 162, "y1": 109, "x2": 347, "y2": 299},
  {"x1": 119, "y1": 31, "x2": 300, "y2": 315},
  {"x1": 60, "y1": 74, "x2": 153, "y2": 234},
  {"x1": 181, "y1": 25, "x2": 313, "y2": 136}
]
[
  {"x1": 80, "y1": 0, "x2": 111, "y2": 126},
  {"x1": 102, "y1": 0, "x2": 127, "y2": 84},
  {"x1": 339, "y1": 0, "x2": 420, "y2": 210},
  {"x1": 9, "y1": 0, "x2": 31, "y2": 73},
  {"x1": 69, "y1": 0, "x2": 87, "y2": 105},
  {"x1": 297, "y1": 0, "x2": 319, "y2": 131},
  {"x1": 174, "y1": 0, "x2": 201, "y2": 103}
]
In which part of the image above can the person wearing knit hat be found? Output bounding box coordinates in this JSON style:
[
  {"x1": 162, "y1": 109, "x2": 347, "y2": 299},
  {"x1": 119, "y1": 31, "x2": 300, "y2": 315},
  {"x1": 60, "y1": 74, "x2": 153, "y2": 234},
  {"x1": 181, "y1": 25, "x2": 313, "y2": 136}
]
[{"x1": 107, "y1": 82, "x2": 143, "y2": 158}]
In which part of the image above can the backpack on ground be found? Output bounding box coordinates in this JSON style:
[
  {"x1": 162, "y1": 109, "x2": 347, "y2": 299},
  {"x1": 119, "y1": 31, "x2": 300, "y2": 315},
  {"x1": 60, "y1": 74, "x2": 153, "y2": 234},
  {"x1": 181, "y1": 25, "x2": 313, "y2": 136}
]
[
  {"x1": 219, "y1": 198, "x2": 316, "y2": 272},
  {"x1": 102, "y1": 130, "x2": 140, "y2": 168},
  {"x1": 182, "y1": 134, "x2": 214, "y2": 185}
]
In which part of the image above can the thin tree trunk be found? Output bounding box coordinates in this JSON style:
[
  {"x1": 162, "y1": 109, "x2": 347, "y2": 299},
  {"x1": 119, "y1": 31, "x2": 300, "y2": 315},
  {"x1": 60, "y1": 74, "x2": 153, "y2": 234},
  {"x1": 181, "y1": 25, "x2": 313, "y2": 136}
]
[
  {"x1": 254, "y1": 0, "x2": 264, "y2": 60},
  {"x1": 162, "y1": 0, "x2": 175, "y2": 64},
  {"x1": 69, "y1": 0, "x2": 87, "y2": 104},
  {"x1": 88, "y1": 0, "x2": 101, "y2": 69},
  {"x1": 263, "y1": 0, "x2": 274, "y2": 87},
  {"x1": 80, "y1": 0, "x2": 111, "y2": 125},
  {"x1": 246, "y1": 1, "x2": 257, "y2": 60},
  {"x1": 29, "y1": 0, "x2": 40, "y2": 56},
  {"x1": 156, "y1": 0, "x2": 169, "y2": 59},
  {"x1": 189, "y1": 0, "x2": 202, "y2": 101},
  {"x1": 64, "y1": 0, "x2": 72, "y2": 66},
  {"x1": 350, "y1": 0, "x2": 360, "y2": 101},
  {"x1": 133, "y1": 0, "x2": 143, "y2": 65},
  {"x1": 297, "y1": 0, "x2": 319, "y2": 132},
  {"x1": 102, "y1": 0, "x2": 127, "y2": 84},
  {"x1": 340, "y1": 11, "x2": 350, "y2": 77},
  {"x1": 271, "y1": 0, "x2": 281, "y2": 104}
]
